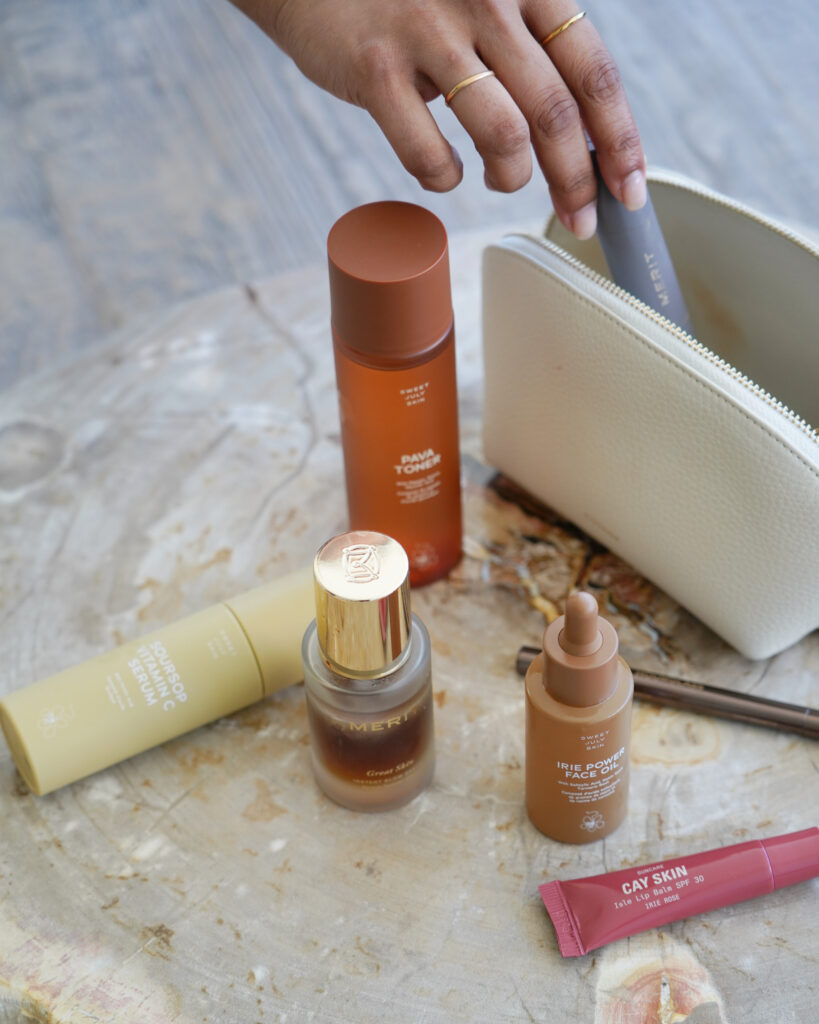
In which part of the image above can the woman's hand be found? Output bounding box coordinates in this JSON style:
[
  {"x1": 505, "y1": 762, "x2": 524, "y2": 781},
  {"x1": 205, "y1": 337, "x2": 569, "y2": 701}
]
[{"x1": 233, "y1": 0, "x2": 646, "y2": 238}]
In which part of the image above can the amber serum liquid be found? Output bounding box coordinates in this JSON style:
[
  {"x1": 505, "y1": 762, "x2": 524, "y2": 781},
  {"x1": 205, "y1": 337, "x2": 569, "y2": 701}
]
[{"x1": 302, "y1": 531, "x2": 435, "y2": 811}]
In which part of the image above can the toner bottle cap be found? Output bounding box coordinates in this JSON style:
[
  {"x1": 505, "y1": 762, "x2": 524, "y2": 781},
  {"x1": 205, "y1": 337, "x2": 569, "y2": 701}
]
[
  {"x1": 327, "y1": 202, "x2": 452, "y2": 365},
  {"x1": 544, "y1": 591, "x2": 619, "y2": 707}
]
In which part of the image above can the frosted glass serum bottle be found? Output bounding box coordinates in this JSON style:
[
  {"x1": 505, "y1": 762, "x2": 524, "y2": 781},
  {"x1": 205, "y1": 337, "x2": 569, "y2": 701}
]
[{"x1": 302, "y1": 530, "x2": 435, "y2": 811}]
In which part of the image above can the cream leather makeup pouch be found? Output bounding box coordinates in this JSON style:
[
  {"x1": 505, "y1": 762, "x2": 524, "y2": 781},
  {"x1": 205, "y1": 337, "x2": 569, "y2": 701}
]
[{"x1": 482, "y1": 172, "x2": 819, "y2": 659}]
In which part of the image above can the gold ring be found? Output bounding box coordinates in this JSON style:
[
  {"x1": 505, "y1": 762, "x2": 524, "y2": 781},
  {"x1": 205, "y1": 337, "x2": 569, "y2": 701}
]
[
  {"x1": 444, "y1": 70, "x2": 496, "y2": 106},
  {"x1": 541, "y1": 10, "x2": 587, "y2": 46}
]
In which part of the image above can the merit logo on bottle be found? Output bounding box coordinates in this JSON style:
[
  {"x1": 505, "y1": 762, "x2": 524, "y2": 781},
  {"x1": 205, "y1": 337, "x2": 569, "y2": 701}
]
[{"x1": 342, "y1": 544, "x2": 381, "y2": 584}]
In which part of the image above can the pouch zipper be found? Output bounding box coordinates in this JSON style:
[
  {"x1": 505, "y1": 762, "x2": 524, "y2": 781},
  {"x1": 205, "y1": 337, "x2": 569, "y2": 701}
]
[{"x1": 527, "y1": 175, "x2": 818, "y2": 443}]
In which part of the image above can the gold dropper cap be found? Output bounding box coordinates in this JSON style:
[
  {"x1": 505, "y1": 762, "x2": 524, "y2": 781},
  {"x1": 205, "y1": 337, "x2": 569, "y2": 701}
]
[{"x1": 313, "y1": 531, "x2": 412, "y2": 679}]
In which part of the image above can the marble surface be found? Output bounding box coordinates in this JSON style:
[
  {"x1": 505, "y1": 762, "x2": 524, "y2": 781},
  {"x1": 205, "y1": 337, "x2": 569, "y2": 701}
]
[{"x1": 0, "y1": 228, "x2": 817, "y2": 1023}]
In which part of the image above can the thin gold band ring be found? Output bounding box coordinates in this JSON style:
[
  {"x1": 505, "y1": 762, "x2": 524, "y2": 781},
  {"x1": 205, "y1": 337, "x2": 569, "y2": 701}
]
[
  {"x1": 444, "y1": 70, "x2": 496, "y2": 106},
  {"x1": 541, "y1": 10, "x2": 587, "y2": 46}
]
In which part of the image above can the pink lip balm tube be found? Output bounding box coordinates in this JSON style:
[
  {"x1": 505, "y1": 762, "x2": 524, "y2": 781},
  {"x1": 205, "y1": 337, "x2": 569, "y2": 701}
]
[{"x1": 540, "y1": 827, "x2": 819, "y2": 957}]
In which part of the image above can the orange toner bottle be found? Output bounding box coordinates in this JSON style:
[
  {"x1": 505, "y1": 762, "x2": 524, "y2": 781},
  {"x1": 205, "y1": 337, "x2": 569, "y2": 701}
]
[{"x1": 327, "y1": 201, "x2": 462, "y2": 586}]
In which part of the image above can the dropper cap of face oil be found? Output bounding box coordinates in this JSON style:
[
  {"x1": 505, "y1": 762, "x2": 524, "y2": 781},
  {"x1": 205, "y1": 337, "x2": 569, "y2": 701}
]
[{"x1": 543, "y1": 592, "x2": 619, "y2": 707}]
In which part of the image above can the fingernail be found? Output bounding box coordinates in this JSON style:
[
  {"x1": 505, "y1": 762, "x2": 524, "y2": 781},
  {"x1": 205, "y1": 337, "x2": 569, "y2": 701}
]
[
  {"x1": 570, "y1": 202, "x2": 597, "y2": 241},
  {"x1": 622, "y1": 169, "x2": 647, "y2": 211},
  {"x1": 553, "y1": 206, "x2": 572, "y2": 234}
]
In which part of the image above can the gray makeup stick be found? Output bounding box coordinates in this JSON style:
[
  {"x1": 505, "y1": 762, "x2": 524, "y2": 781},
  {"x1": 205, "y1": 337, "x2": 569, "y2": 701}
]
[{"x1": 593, "y1": 151, "x2": 693, "y2": 334}]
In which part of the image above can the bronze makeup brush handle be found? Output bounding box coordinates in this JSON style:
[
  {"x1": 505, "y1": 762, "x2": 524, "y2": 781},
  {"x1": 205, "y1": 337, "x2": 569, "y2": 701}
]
[{"x1": 515, "y1": 646, "x2": 819, "y2": 739}]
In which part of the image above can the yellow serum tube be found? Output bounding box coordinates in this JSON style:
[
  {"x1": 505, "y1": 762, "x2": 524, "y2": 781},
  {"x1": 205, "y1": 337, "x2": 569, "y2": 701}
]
[{"x1": 0, "y1": 569, "x2": 314, "y2": 795}]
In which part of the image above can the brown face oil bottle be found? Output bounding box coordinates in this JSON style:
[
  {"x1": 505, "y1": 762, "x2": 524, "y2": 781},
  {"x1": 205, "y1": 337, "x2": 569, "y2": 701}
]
[
  {"x1": 525, "y1": 592, "x2": 633, "y2": 843},
  {"x1": 301, "y1": 530, "x2": 434, "y2": 811},
  {"x1": 327, "y1": 202, "x2": 462, "y2": 586}
]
